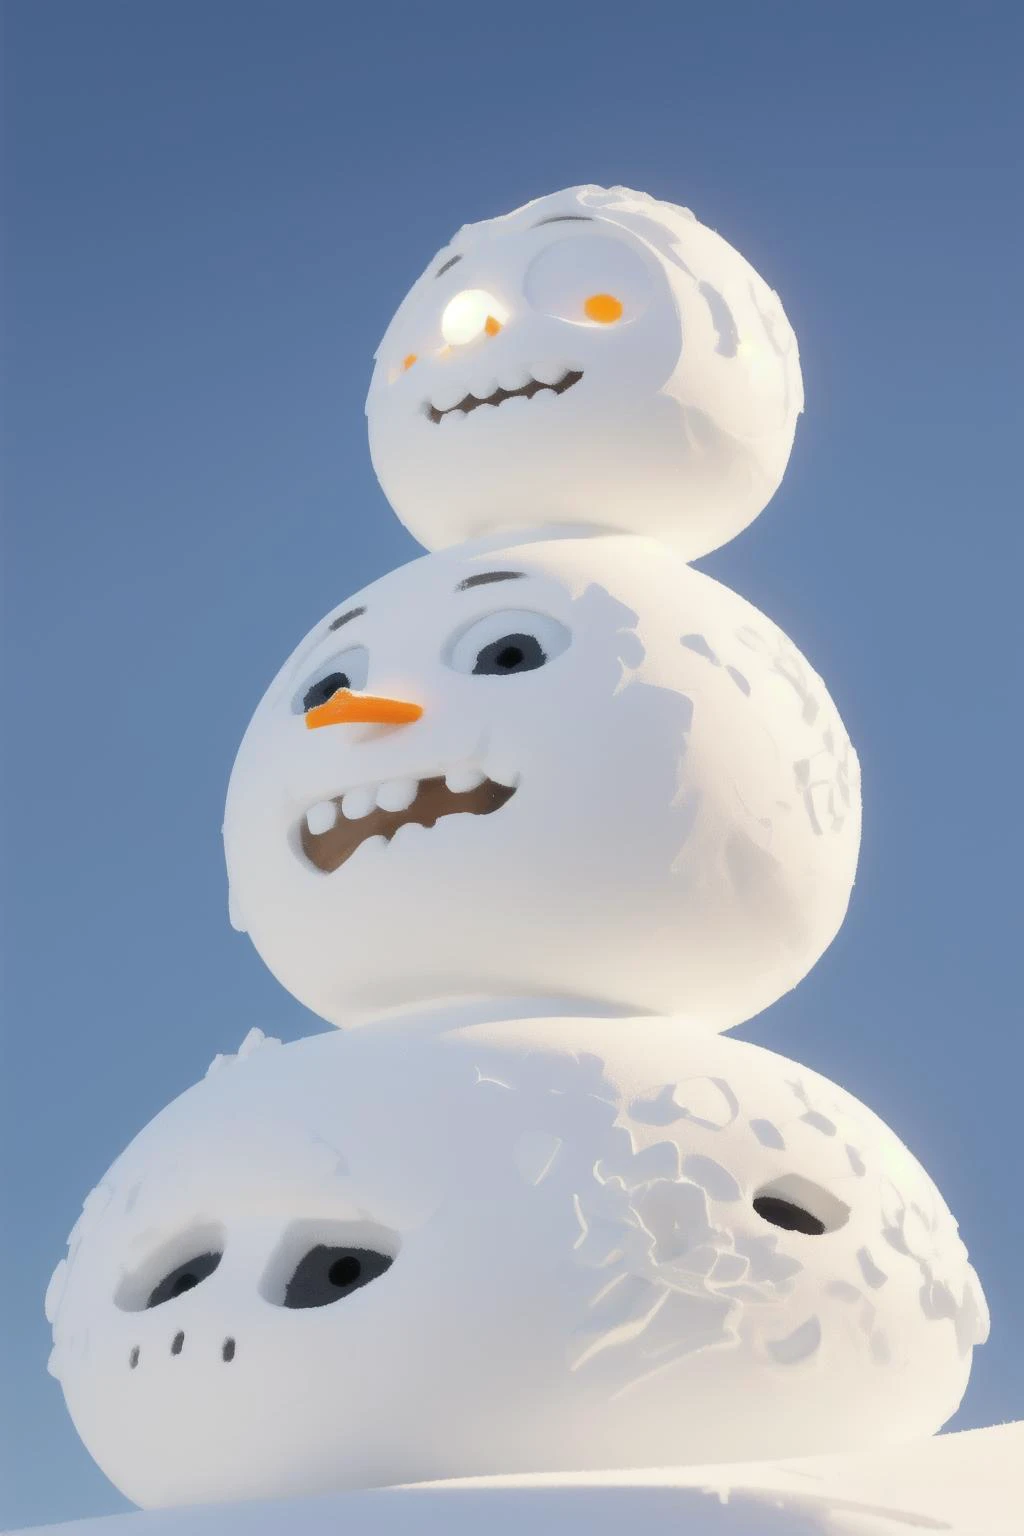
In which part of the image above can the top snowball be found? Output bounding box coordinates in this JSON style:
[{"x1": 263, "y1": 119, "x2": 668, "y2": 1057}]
[{"x1": 366, "y1": 184, "x2": 803, "y2": 561}]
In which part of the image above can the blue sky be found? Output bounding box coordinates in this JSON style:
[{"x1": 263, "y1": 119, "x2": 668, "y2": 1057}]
[{"x1": 2, "y1": 2, "x2": 1021, "y2": 1526}]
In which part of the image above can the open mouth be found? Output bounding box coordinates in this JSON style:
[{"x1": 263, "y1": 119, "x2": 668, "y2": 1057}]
[
  {"x1": 425, "y1": 369, "x2": 583, "y2": 424},
  {"x1": 299, "y1": 771, "x2": 517, "y2": 873}
]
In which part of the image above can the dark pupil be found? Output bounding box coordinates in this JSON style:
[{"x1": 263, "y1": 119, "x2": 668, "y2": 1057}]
[
  {"x1": 752, "y1": 1195, "x2": 826, "y2": 1236},
  {"x1": 328, "y1": 1255, "x2": 361, "y2": 1287},
  {"x1": 303, "y1": 671, "x2": 349, "y2": 711},
  {"x1": 473, "y1": 633, "x2": 546, "y2": 676}
]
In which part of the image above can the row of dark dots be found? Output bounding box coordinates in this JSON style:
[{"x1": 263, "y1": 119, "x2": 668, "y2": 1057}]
[{"x1": 128, "y1": 1337, "x2": 235, "y2": 1368}]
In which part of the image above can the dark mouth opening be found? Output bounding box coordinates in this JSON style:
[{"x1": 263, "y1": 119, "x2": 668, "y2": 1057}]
[
  {"x1": 300, "y1": 774, "x2": 517, "y2": 873},
  {"x1": 425, "y1": 368, "x2": 583, "y2": 424}
]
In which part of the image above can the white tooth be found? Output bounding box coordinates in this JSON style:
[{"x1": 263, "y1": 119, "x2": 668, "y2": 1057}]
[
  {"x1": 445, "y1": 765, "x2": 486, "y2": 794},
  {"x1": 392, "y1": 820, "x2": 427, "y2": 843},
  {"x1": 376, "y1": 777, "x2": 419, "y2": 813},
  {"x1": 497, "y1": 392, "x2": 530, "y2": 413},
  {"x1": 470, "y1": 375, "x2": 500, "y2": 401},
  {"x1": 439, "y1": 406, "x2": 467, "y2": 426},
  {"x1": 431, "y1": 380, "x2": 470, "y2": 413},
  {"x1": 341, "y1": 786, "x2": 376, "y2": 820},
  {"x1": 530, "y1": 360, "x2": 568, "y2": 386},
  {"x1": 306, "y1": 800, "x2": 338, "y2": 836},
  {"x1": 502, "y1": 366, "x2": 535, "y2": 391}
]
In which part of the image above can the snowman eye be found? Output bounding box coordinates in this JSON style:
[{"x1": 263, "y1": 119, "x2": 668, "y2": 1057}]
[
  {"x1": 146, "y1": 1251, "x2": 223, "y2": 1308},
  {"x1": 115, "y1": 1225, "x2": 226, "y2": 1312},
  {"x1": 753, "y1": 1176, "x2": 850, "y2": 1236},
  {"x1": 524, "y1": 234, "x2": 653, "y2": 325},
  {"x1": 304, "y1": 673, "x2": 350, "y2": 711},
  {"x1": 584, "y1": 293, "x2": 624, "y2": 323},
  {"x1": 281, "y1": 1244, "x2": 394, "y2": 1309},
  {"x1": 260, "y1": 1221, "x2": 400, "y2": 1308},
  {"x1": 294, "y1": 646, "x2": 369, "y2": 714},
  {"x1": 446, "y1": 610, "x2": 571, "y2": 676}
]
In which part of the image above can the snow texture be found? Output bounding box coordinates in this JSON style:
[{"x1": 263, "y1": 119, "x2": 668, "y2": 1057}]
[
  {"x1": 36, "y1": 178, "x2": 1003, "y2": 1534},
  {"x1": 224, "y1": 534, "x2": 860, "y2": 1032},
  {"x1": 11, "y1": 1423, "x2": 1023, "y2": 1536},
  {"x1": 45, "y1": 1019, "x2": 985, "y2": 1509},
  {"x1": 366, "y1": 184, "x2": 803, "y2": 561}
]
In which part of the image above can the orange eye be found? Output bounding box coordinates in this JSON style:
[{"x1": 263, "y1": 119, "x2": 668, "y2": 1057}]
[
  {"x1": 402, "y1": 353, "x2": 418, "y2": 371},
  {"x1": 484, "y1": 314, "x2": 502, "y2": 337},
  {"x1": 584, "y1": 293, "x2": 624, "y2": 324}
]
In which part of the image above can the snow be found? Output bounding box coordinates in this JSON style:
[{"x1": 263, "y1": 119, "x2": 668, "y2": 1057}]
[
  {"x1": 28, "y1": 178, "x2": 1014, "y2": 1536},
  {"x1": 366, "y1": 184, "x2": 803, "y2": 561},
  {"x1": 12, "y1": 1423, "x2": 1022, "y2": 1535},
  {"x1": 47, "y1": 1019, "x2": 985, "y2": 1510},
  {"x1": 224, "y1": 536, "x2": 860, "y2": 1033}
]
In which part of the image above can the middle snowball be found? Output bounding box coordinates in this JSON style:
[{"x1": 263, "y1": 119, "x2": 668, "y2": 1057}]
[{"x1": 225, "y1": 534, "x2": 860, "y2": 1031}]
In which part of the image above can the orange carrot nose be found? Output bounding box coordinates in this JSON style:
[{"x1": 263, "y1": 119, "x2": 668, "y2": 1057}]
[{"x1": 305, "y1": 689, "x2": 424, "y2": 731}]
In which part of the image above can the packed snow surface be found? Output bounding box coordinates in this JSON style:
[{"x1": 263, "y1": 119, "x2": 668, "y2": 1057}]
[
  {"x1": 47, "y1": 1019, "x2": 984, "y2": 1509},
  {"x1": 225, "y1": 534, "x2": 860, "y2": 1031},
  {"x1": 366, "y1": 184, "x2": 803, "y2": 561},
  {"x1": 13, "y1": 1423, "x2": 1023, "y2": 1536}
]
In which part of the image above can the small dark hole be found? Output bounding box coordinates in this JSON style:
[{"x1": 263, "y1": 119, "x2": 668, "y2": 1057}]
[
  {"x1": 222, "y1": 1337, "x2": 236, "y2": 1363},
  {"x1": 128, "y1": 1346, "x2": 140, "y2": 1369},
  {"x1": 170, "y1": 1330, "x2": 185, "y2": 1356},
  {"x1": 497, "y1": 646, "x2": 524, "y2": 670},
  {"x1": 753, "y1": 1195, "x2": 826, "y2": 1236},
  {"x1": 328, "y1": 1255, "x2": 361, "y2": 1288}
]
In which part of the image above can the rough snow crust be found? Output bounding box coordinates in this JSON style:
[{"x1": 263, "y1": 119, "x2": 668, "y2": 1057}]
[{"x1": 47, "y1": 1020, "x2": 984, "y2": 1509}]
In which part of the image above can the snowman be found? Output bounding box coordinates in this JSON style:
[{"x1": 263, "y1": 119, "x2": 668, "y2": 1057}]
[
  {"x1": 365, "y1": 183, "x2": 803, "y2": 562},
  {"x1": 224, "y1": 533, "x2": 859, "y2": 1033},
  {"x1": 43, "y1": 186, "x2": 996, "y2": 1522},
  {"x1": 45, "y1": 1019, "x2": 987, "y2": 1509},
  {"x1": 225, "y1": 189, "x2": 846, "y2": 1031}
]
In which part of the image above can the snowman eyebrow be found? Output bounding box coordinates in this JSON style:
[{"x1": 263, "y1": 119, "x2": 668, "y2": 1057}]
[
  {"x1": 434, "y1": 255, "x2": 462, "y2": 278},
  {"x1": 533, "y1": 215, "x2": 594, "y2": 227},
  {"x1": 327, "y1": 606, "x2": 366, "y2": 632},
  {"x1": 457, "y1": 571, "x2": 525, "y2": 591}
]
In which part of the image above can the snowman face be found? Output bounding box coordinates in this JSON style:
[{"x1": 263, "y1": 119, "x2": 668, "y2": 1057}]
[
  {"x1": 47, "y1": 1022, "x2": 987, "y2": 1507},
  {"x1": 366, "y1": 185, "x2": 803, "y2": 561},
  {"x1": 223, "y1": 535, "x2": 859, "y2": 1031}
]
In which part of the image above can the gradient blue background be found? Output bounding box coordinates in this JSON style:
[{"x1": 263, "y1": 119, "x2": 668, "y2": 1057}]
[{"x1": 3, "y1": 2, "x2": 1021, "y2": 1526}]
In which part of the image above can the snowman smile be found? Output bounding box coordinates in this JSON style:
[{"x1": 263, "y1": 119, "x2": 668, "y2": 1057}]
[
  {"x1": 299, "y1": 771, "x2": 518, "y2": 873},
  {"x1": 425, "y1": 369, "x2": 583, "y2": 424}
]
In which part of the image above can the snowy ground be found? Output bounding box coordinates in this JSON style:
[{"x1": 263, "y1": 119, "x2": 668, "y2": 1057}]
[{"x1": 12, "y1": 1422, "x2": 1022, "y2": 1536}]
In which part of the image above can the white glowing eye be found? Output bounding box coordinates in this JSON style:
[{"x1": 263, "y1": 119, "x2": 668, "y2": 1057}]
[
  {"x1": 446, "y1": 610, "x2": 571, "y2": 676},
  {"x1": 524, "y1": 234, "x2": 654, "y2": 325},
  {"x1": 441, "y1": 289, "x2": 507, "y2": 346},
  {"x1": 293, "y1": 646, "x2": 370, "y2": 714}
]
